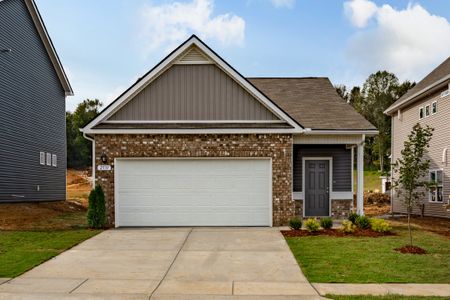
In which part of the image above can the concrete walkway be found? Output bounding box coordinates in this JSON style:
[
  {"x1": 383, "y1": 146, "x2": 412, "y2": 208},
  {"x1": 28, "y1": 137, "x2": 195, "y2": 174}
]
[
  {"x1": 0, "y1": 228, "x2": 323, "y2": 299},
  {"x1": 313, "y1": 283, "x2": 450, "y2": 297}
]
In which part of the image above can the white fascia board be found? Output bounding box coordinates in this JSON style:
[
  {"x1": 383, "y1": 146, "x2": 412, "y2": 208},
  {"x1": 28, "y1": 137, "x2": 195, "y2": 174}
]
[
  {"x1": 83, "y1": 36, "x2": 303, "y2": 132},
  {"x1": 81, "y1": 128, "x2": 301, "y2": 135},
  {"x1": 303, "y1": 130, "x2": 378, "y2": 135},
  {"x1": 24, "y1": 0, "x2": 73, "y2": 95}
]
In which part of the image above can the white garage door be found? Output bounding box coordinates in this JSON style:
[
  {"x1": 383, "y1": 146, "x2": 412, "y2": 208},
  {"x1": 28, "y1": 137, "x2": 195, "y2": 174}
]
[{"x1": 115, "y1": 159, "x2": 272, "y2": 227}]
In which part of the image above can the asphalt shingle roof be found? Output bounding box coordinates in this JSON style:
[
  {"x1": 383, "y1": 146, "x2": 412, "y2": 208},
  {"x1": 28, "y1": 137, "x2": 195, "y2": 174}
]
[
  {"x1": 248, "y1": 77, "x2": 376, "y2": 130},
  {"x1": 386, "y1": 56, "x2": 450, "y2": 113}
]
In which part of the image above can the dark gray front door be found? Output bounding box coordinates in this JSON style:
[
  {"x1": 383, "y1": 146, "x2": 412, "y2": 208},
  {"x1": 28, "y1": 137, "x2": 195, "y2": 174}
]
[{"x1": 305, "y1": 160, "x2": 330, "y2": 216}]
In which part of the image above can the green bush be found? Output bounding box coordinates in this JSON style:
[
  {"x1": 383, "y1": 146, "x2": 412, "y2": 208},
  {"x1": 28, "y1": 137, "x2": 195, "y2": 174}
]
[
  {"x1": 87, "y1": 185, "x2": 106, "y2": 229},
  {"x1": 289, "y1": 217, "x2": 302, "y2": 230},
  {"x1": 320, "y1": 217, "x2": 333, "y2": 229},
  {"x1": 348, "y1": 212, "x2": 359, "y2": 224},
  {"x1": 304, "y1": 218, "x2": 320, "y2": 232},
  {"x1": 370, "y1": 218, "x2": 392, "y2": 233},
  {"x1": 342, "y1": 220, "x2": 356, "y2": 233},
  {"x1": 355, "y1": 215, "x2": 371, "y2": 229}
]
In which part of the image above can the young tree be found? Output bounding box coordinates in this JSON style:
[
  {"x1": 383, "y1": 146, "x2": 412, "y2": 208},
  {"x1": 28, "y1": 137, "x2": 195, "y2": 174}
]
[
  {"x1": 393, "y1": 123, "x2": 433, "y2": 246},
  {"x1": 66, "y1": 99, "x2": 102, "y2": 168}
]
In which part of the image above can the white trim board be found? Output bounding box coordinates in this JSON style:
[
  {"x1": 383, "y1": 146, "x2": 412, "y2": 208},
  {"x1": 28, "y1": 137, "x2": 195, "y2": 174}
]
[
  {"x1": 293, "y1": 191, "x2": 353, "y2": 200},
  {"x1": 82, "y1": 35, "x2": 303, "y2": 134}
]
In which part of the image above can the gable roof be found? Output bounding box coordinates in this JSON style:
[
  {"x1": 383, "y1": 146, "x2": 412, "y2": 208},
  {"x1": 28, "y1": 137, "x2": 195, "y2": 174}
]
[
  {"x1": 385, "y1": 56, "x2": 450, "y2": 114},
  {"x1": 248, "y1": 77, "x2": 376, "y2": 131},
  {"x1": 82, "y1": 35, "x2": 303, "y2": 134},
  {"x1": 23, "y1": 0, "x2": 73, "y2": 95}
]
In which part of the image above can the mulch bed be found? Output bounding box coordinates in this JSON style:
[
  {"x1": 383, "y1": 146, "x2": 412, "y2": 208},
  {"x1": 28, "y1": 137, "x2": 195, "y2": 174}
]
[
  {"x1": 395, "y1": 245, "x2": 427, "y2": 254},
  {"x1": 281, "y1": 228, "x2": 396, "y2": 238}
]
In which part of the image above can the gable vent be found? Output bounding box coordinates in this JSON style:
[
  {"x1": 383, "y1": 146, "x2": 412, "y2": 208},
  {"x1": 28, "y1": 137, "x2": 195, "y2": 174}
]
[{"x1": 175, "y1": 46, "x2": 212, "y2": 64}]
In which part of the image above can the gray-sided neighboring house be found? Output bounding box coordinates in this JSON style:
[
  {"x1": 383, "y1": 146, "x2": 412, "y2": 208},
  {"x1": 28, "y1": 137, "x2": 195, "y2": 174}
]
[
  {"x1": 82, "y1": 35, "x2": 377, "y2": 227},
  {"x1": 385, "y1": 57, "x2": 450, "y2": 219},
  {"x1": 0, "y1": 0, "x2": 73, "y2": 202}
]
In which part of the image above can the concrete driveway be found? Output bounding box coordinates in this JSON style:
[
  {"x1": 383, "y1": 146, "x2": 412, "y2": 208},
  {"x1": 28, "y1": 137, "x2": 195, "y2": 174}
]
[{"x1": 0, "y1": 228, "x2": 323, "y2": 299}]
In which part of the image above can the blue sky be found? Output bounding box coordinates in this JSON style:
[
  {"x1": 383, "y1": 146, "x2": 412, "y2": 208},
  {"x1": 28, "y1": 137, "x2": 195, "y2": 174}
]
[{"x1": 35, "y1": 0, "x2": 450, "y2": 111}]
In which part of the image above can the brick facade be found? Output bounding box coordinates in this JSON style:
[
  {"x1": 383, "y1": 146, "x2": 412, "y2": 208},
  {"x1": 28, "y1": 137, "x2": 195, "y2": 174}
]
[
  {"x1": 94, "y1": 134, "x2": 294, "y2": 227},
  {"x1": 331, "y1": 199, "x2": 352, "y2": 218},
  {"x1": 294, "y1": 199, "x2": 352, "y2": 219}
]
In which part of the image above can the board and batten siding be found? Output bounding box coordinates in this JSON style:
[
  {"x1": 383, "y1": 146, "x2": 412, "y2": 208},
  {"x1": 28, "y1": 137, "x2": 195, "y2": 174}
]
[
  {"x1": 0, "y1": 0, "x2": 66, "y2": 202},
  {"x1": 107, "y1": 64, "x2": 280, "y2": 121},
  {"x1": 392, "y1": 87, "x2": 450, "y2": 218},
  {"x1": 293, "y1": 145, "x2": 352, "y2": 192}
]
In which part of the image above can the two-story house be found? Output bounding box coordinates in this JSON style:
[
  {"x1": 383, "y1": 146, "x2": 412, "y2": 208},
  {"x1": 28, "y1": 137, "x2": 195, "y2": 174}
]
[
  {"x1": 385, "y1": 57, "x2": 450, "y2": 218},
  {"x1": 0, "y1": 0, "x2": 73, "y2": 202}
]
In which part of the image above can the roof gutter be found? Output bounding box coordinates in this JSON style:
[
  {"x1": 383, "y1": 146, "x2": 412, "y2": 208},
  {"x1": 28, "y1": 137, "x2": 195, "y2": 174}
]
[
  {"x1": 304, "y1": 129, "x2": 378, "y2": 136},
  {"x1": 384, "y1": 74, "x2": 450, "y2": 115}
]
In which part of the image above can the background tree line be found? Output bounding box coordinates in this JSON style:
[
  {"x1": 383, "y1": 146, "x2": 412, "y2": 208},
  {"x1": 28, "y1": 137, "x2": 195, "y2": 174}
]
[
  {"x1": 66, "y1": 99, "x2": 102, "y2": 169},
  {"x1": 335, "y1": 71, "x2": 415, "y2": 174}
]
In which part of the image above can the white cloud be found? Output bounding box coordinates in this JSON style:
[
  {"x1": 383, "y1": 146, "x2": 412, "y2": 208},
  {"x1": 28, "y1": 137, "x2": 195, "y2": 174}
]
[
  {"x1": 344, "y1": 0, "x2": 450, "y2": 81},
  {"x1": 344, "y1": 0, "x2": 377, "y2": 28},
  {"x1": 270, "y1": 0, "x2": 295, "y2": 9},
  {"x1": 139, "y1": 0, "x2": 245, "y2": 54}
]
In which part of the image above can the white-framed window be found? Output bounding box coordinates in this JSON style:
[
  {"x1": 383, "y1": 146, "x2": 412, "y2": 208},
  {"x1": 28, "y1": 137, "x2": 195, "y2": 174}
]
[
  {"x1": 441, "y1": 90, "x2": 449, "y2": 98},
  {"x1": 39, "y1": 152, "x2": 45, "y2": 165},
  {"x1": 425, "y1": 105, "x2": 430, "y2": 117},
  {"x1": 432, "y1": 101, "x2": 437, "y2": 114},
  {"x1": 419, "y1": 107, "x2": 424, "y2": 119},
  {"x1": 46, "y1": 152, "x2": 51, "y2": 166},
  {"x1": 52, "y1": 154, "x2": 57, "y2": 167},
  {"x1": 429, "y1": 169, "x2": 443, "y2": 202}
]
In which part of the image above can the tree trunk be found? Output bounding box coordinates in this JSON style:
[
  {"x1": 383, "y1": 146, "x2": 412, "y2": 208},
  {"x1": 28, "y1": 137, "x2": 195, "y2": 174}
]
[
  {"x1": 379, "y1": 139, "x2": 384, "y2": 173},
  {"x1": 408, "y1": 211, "x2": 413, "y2": 246}
]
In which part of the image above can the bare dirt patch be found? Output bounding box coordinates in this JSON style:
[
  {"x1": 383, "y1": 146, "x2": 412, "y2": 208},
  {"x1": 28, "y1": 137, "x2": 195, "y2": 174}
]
[
  {"x1": 0, "y1": 169, "x2": 91, "y2": 230},
  {"x1": 389, "y1": 216, "x2": 450, "y2": 238},
  {"x1": 365, "y1": 203, "x2": 391, "y2": 217},
  {"x1": 395, "y1": 245, "x2": 427, "y2": 255},
  {"x1": 281, "y1": 228, "x2": 395, "y2": 238}
]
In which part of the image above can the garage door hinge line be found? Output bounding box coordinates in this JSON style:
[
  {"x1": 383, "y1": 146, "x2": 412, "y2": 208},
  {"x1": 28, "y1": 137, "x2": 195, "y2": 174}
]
[{"x1": 149, "y1": 228, "x2": 193, "y2": 299}]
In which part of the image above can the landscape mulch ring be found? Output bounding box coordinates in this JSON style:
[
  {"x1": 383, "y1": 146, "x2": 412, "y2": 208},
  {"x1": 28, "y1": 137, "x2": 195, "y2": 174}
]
[
  {"x1": 395, "y1": 245, "x2": 427, "y2": 255},
  {"x1": 281, "y1": 228, "x2": 396, "y2": 238}
]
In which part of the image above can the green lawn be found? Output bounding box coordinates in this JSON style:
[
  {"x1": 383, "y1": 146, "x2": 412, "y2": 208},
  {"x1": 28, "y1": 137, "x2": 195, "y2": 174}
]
[
  {"x1": 327, "y1": 295, "x2": 448, "y2": 300},
  {"x1": 354, "y1": 170, "x2": 382, "y2": 192},
  {"x1": 0, "y1": 230, "x2": 100, "y2": 278},
  {"x1": 285, "y1": 226, "x2": 450, "y2": 283}
]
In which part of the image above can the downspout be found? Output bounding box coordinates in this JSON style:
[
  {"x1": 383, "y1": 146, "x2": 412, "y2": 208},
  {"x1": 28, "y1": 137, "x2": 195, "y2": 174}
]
[{"x1": 82, "y1": 132, "x2": 95, "y2": 189}]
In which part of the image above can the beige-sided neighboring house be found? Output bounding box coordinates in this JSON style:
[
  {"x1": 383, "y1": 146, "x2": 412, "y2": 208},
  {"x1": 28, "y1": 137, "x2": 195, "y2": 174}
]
[
  {"x1": 82, "y1": 35, "x2": 377, "y2": 227},
  {"x1": 385, "y1": 57, "x2": 450, "y2": 218}
]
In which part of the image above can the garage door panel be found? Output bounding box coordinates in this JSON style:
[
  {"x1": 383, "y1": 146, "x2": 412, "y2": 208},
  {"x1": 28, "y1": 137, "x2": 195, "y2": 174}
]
[{"x1": 116, "y1": 159, "x2": 271, "y2": 226}]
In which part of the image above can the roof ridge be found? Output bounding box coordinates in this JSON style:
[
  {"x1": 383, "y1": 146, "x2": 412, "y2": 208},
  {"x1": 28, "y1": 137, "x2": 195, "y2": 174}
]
[{"x1": 247, "y1": 77, "x2": 329, "y2": 79}]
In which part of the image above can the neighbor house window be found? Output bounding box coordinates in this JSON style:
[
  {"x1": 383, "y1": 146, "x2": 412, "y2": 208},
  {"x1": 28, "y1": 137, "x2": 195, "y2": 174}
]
[
  {"x1": 425, "y1": 105, "x2": 430, "y2": 117},
  {"x1": 429, "y1": 170, "x2": 443, "y2": 202},
  {"x1": 40, "y1": 152, "x2": 45, "y2": 165},
  {"x1": 46, "y1": 152, "x2": 51, "y2": 166},
  {"x1": 419, "y1": 107, "x2": 424, "y2": 119},
  {"x1": 52, "y1": 154, "x2": 57, "y2": 167},
  {"x1": 432, "y1": 101, "x2": 437, "y2": 114}
]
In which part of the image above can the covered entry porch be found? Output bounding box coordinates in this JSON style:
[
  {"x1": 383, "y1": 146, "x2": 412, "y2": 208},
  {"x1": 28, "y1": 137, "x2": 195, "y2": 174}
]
[{"x1": 292, "y1": 133, "x2": 368, "y2": 218}]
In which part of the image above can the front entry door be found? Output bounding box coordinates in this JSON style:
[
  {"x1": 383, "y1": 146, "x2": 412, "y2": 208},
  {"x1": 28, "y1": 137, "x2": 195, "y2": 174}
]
[{"x1": 305, "y1": 160, "x2": 330, "y2": 216}]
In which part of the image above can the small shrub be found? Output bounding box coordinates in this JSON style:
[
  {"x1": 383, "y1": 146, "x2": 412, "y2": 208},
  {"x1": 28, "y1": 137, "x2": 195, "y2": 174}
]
[
  {"x1": 342, "y1": 220, "x2": 356, "y2": 233},
  {"x1": 355, "y1": 215, "x2": 371, "y2": 229},
  {"x1": 289, "y1": 217, "x2": 302, "y2": 230},
  {"x1": 87, "y1": 185, "x2": 106, "y2": 229},
  {"x1": 304, "y1": 218, "x2": 320, "y2": 232},
  {"x1": 320, "y1": 217, "x2": 333, "y2": 229},
  {"x1": 370, "y1": 218, "x2": 392, "y2": 233},
  {"x1": 348, "y1": 212, "x2": 359, "y2": 225}
]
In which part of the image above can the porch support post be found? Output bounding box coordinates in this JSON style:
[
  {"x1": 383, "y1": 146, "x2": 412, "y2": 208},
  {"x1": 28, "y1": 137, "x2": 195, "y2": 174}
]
[{"x1": 356, "y1": 136, "x2": 365, "y2": 215}]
